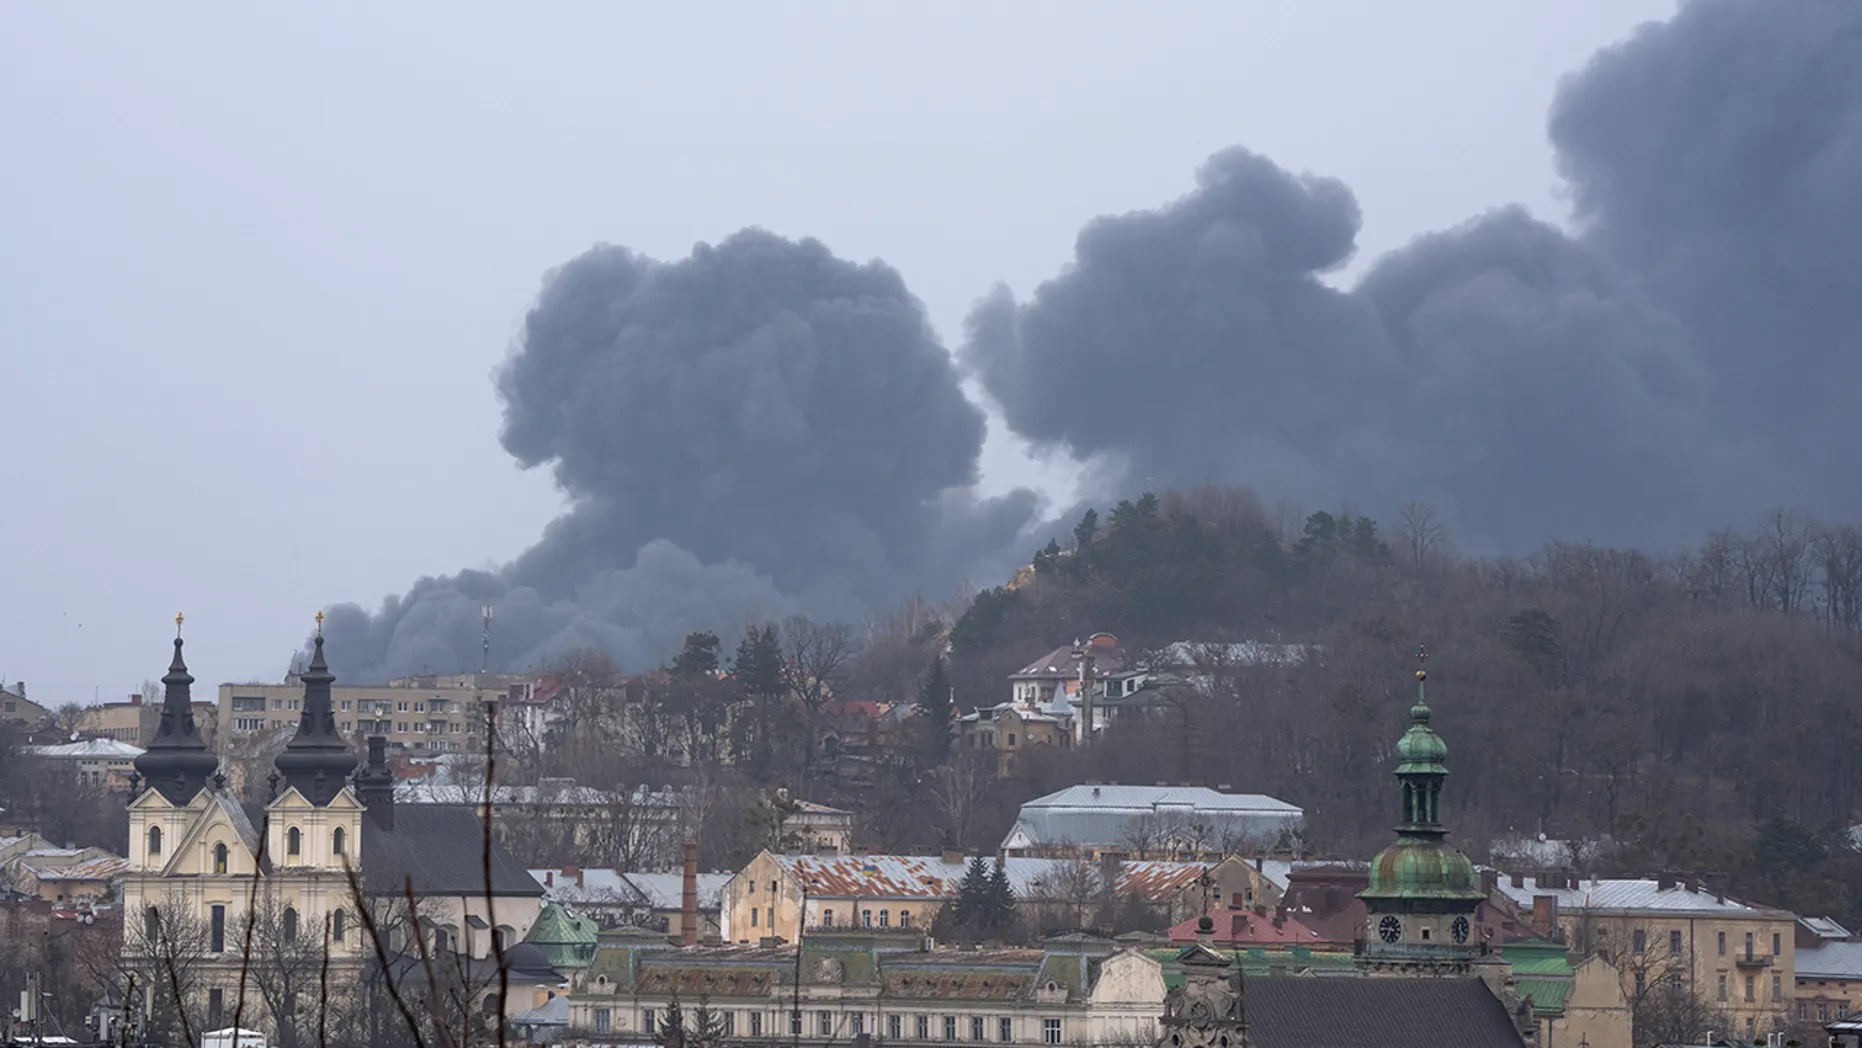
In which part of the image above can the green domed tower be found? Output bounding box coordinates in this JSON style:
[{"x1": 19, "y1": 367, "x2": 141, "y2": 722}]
[{"x1": 1358, "y1": 645, "x2": 1486, "y2": 975}]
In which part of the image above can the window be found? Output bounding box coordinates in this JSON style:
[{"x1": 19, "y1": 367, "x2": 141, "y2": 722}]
[
  {"x1": 853, "y1": 1013, "x2": 865, "y2": 1035},
  {"x1": 1008, "y1": 733, "x2": 1017, "y2": 747},
  {"x1": 863, "y1": 909, "x2": 873, "y2": 928},
  {"x1": 1718, "y1": 974, "x2": 1728, "y2": 1001},
  {"x1": 751, "y1": 1013, "x2": 763, "y2": 1037},
  {"x1": 749, "y1": 880, "x2": 756, "y2": 895},
  {"x1": 1821, "y1": 1003, "x2": 1832, "y2": 1022},
  {"x1": 999, "y1": 1018, "x2": 1013, "y2": 1042},
  {"x1": 1773, "y1": 932, "x2": 1782, "y2": 955},
  {"x1": 397, "y1": 722, "x2": 408, "y2": 733},
  {"x1": 889, "y1": 1015, "x2": 902, "y2": 1039},
  {"x1": 232, "y1": 696, "x2": 265, "y2": 712},
  {"x1": 1718, "y1": 930, "x2": 1727, "y2": 955},
  {"x1": 273, "y1": 699, "x2": 284, "y2": 710},
  {"x1": 594, "y1": 1009, "x2": 612, "y2": 1034},
  {"x1": 1632, "y1": 928, "x2": 1646, "y2": 953},
  {"x1": 235, "y1": 717, "x2": 264, "y2": 732},
  {"x1": 333, "y1": 910, "x2": 346, "y2": 943},
  {"x1": 724, "y1": 1013, "x2": 735, "y2": 1036},
  {"x1": 751, "y1": 907, "x2": 759, "y2": 927},
  {"x1": 901, "y1": 911, "x2": 912, "y2": 928},
  {"x1": 211, "y1": 905, "x2": 226, "y2": 952},
  {"x1": 398, "y1": 701, "x2": 409, "y2": 712},
  {"x1": 283, "y1": 907, "x2": 299, "y2": 945},
  {"x1": 145, "y1": 907, "x2": 160, "y2": 942},
  {"x1": 1044, "y1": 1019, "x2": 1062, "y2": 1045},
  {"x1": 791, "y1": 1011, "x2": 803, "y2": 1036},
  {"x1": 333, "y1": 827, "x2": 346, "y2": 856},
  {"x1": 148, "y1": 826, "x2": 162, "y2": 857},
  {"x1": 918, "y1": 1016, "x2": 930, "y2": 1039},
  {"x1": 1745, "y1": 932, "x2": 1755, "y2": 957},
  {"x1": 823, "y1": 909, "x2": 834, "y2": 927},
  {"x1": 415, "y1": 702, "x2": 425, "y2": 712},
  {"x1": 213, "y1": 842, "x2": 229, "y2": 875},
  {"x1": 819, "y1": 1011, "x2": 834, "y2": 1036},
  {"x1": 972, "y1": 1016, "x2": 985, "y2": 1041},
  {"x1": 1745, "y1": 974, "x2": 1756, "y2": 1002},
  {"x1": 880, "y1": 909, "x2": 890, "y2": 928},
  {"x1": 1634, "y1": 972, "x2": 1646, "y2": 995},
  {"x1": 1670, "y1": 930, "x2": 1683, "y2": 954},
  {"x1": 341, "y1": 700, "x2": 351, "y2": 711},
  {"x1": 1800, "y1": 1002, "x2": 1809, "y2": 1021},
  {"x1": 771, "y1": 880, "x2": 778, "y2": 893},
  {"x1": 287, "y1": 827, "x2": 302, "y2": 856},
  {"x1": 208, "y1": 988, "x2": 225, "y2": 1026},
  {"x1": 644, "y1": 1009, "x2": 656, "y2": 1034},
  {"x1": 946, "y1": 1016, "x2": 958, "y2": 1041}
]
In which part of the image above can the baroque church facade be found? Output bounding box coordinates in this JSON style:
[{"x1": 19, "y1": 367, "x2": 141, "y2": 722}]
[{"x1": 121, "y1": 616, "x2": 546, "y2": 1036}]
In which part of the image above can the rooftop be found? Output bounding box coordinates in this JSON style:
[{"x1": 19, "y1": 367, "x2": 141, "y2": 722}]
[
  {"x1": 1798, "y1": 940, "x2": 1862, "y2": 980},
  {"x1": 1493, "y1": 875, "x2": 1775, "y2": 915},
  {"x1": 766, "y1": 853, "x2": 1214, "y2": 902},
  {"x1": 25, "y1": 738, "x2": 146, "y2": 759},
  {"x1": 1021, "y1": 784, "x2": 1301, "y2": 815}
]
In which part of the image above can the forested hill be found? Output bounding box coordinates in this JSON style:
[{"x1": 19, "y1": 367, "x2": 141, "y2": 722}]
[{"x1": 944, "y1": 486, "x2": 1862, "y2": 921}]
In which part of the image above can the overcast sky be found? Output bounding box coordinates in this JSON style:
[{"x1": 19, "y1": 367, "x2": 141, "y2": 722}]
[{"x1": 0, "y1": 1, "x2": 1678, "y2": 705}]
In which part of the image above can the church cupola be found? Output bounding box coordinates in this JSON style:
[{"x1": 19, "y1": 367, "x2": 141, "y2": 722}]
[
  {"x1": 273, "y1": 612, "x2": 356, "y2": 806},
  {"x1": 132, "y1": 614, "x2": 221, "y2": 804},
  {"x1": 1358, "y1": 645, "x2": 1486, "y2": 974}
]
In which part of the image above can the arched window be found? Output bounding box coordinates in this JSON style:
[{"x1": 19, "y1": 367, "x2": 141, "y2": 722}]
[
  {"x1": 147, "y1": 826, "x2": 162, "y2": 857},
  {"x1": 900, "y1": 911, "x2": 912, "y2": 928},
  {"x1": 332, "y1": 827, "x2": 346, "y2": 856},
  {"x1": 145, "y1": 906, "x2": 160, "y2": 942},
  {"x1": 332, "y1": 909, "x2": 346, "y2": 943},
  {"x1": 283, "y1": 907, "x2": 299, "y2": 945},
  {"x1": 212, "y1": 842, "x2": 229, "y2": 875},
  {"x1": 286, "y1": 827, "x2": 301, "y2": 856}
]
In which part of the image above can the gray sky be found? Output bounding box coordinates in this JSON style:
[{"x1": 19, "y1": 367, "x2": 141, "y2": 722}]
[{"x1": 0, "y1": 1, "x2": 1677, "y2": 704}]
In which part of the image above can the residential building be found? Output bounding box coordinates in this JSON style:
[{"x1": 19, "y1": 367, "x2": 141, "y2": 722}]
[
  {"x1": 567, "y1": 928, "x2": 1168, "y2": 1046},
  {"x1": 1794, "y1": 937, "x2": 1862, "y2": 1025},
  {"x1": 720, "y1": 851, "x2": 1260, "y2": 945},
  {"x1": 76, "y1": 692, "x2": 218, "y2": 747},
  {"x1": 124, "y1": 622, "x2": 547, "y2": 1037},
  {"x1": 1000, "y1": 784, "x2": 1304, "y2": 859},
  {"x1": 957, "y1": 700, "x2": 1074, "y2": 774},
  {"x1": 24, "y1": 737, "x2": 147, "y2": 791},
  {"x1": 0, "y1": 684, "x2": 49, "y2": 728},
  {"x1": 216, "y1": 671, "x2": 536, "y2": 759},
  {"x1": 1164, "y1": 904, "x2": 1334, "y2": 949},
  {"x1": 1491, "y1": 872, "x2": 1797, "y2": 1039},
  {"x1": 531, "y1": 866, "x2": 731, "y2": 936},
  {"x1": 4, "y1": 847, "x2": 127, "y2": 905}
]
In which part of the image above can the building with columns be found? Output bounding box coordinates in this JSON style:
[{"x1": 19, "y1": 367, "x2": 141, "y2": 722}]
[{"x1": 120, "y1": 616, "x2": 546, "y2": 1042}]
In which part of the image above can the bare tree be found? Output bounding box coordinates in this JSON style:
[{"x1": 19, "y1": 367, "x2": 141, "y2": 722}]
[
  {"x1": 779, "y1": 616, "x2": 858, "y2": 779},
  {"x1": 928, "y1": 751, "x2": 993, "y2": 849},
  {"x1": 1395, "y1": 500, "x2": 1451, "y2": 575}
]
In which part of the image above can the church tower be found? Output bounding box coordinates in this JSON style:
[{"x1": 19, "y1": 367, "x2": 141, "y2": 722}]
[
  {"x1": 131, "y1": 614, "x2": 220, "y2": 805},
  {"x1": 271, "y1": 612, "x2": 357, "y2": 805},
  {"x1": 1358, "y1": 645, "x2": 1486, "y2": 976}
]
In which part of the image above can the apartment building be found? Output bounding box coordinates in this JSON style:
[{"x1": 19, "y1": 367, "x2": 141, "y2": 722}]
[
  {"x1": 216, "y1": 672, "x2": 535, "y2": 758},
  {"x1": 1495, "y1": 872, "x2": 1797, "y2": 1041},
  {"x1": 77, "y1": 692, "x2": 218, "y2": 747}
]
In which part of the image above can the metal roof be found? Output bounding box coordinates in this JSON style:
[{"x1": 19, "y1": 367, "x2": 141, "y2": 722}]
[
  {"x1": 1801, "y1": 916, "x2": 1853, "y2": 940},
  {"x1": 17, "y1": 856, "x2": 130, "y2": 881},
  {"x1": 1493, "y1": 876, "x2": 1773, "y2": 915},
  {"x1": 768, "y1": 853, "x2": 1214, "y2": 902},
  {"x1": 26, "y1": 739, "x2": 145, "y2": 759},
  {"x1": 1002, "y1": 785, "x2": 1303, "y2": 852},
  {"x1": 1798, "y1": 941, "x2": 1862, "y2": 980}
]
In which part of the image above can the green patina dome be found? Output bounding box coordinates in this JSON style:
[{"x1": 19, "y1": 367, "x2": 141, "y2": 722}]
[
  {"x1": 1394, "y1": 701, "x2": 1449, "y2": 771},
  {"x1": 1362, "y1": 837, "x2": 1484, "y2": 901},
  {"x1": 524, "y1": 902, "x2": 599, "y2": 969}
]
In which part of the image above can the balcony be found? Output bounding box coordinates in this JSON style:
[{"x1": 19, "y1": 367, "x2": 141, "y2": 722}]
[{"x1": 1734, "y1": 948, "x2": 1773, "y2": 969}]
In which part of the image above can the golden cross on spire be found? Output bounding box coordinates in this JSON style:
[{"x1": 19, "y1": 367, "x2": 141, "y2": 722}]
[
  {"x1": 1415, "y1": 643, "x2": 1429, "y2": 682},
  {"x1": 314, "y1": 610, "x2": 325, "y2": 637},
  {"x1": 175, "y1": 612, "x2": 185, "y2": 638}
]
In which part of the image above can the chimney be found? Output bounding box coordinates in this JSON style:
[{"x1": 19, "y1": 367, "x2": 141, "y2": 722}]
[
  {"x1": 1683, "y1": 872, "x2": 1698, "y2": 893},
  {"x1": 942, "y1": 850, "x2": 966, "y2": 866},
  {"x1": 576, "y1": 869, "x2": 585, "y2": 888},
  {"x1": 1531, "y1": 895, "x2": 1559, "y2": 935},
  {"x1": 545, "y1": 871, "x2": 554, "y2": 887},
  {"x1": 561, "y1": 864, "x2": 581, "y2": 885},
  {"x1": 14, "y1": 682, "x2": 21, "y2": 698},
  {"x1": 1273, "y1": 905, "x2": 1286, "y2": 929},
  {"x1": 681, "y1": 839, "x2": 700, "y2": 947},
  {"x1": 1254, "y1": 856, "x2": 1264, "y2": 872},
  {"x1": 1509, "y1": 872, "x2": 1524, "y2": 889},
  {"x1": 1480, "y1": 869, "x2": 1498, "y2": 894},
  {"x1": 1656, "y1": 871, "x2": 1676, "y2": 891},
  {"x1": 1254, "y1": 904, "x2": 1267, "y2": 917},
  {"x1": 129, "y1": 693, "x2": 143, "y2": 707}
]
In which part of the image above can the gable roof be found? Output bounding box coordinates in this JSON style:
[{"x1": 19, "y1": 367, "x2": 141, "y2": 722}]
[
  {"x1": 361, "y1": 807, "x2": 542, "y2": 898},
  {"x1": 1493, "y1": 876, "x2": 1773, "y2": 916},
  {"x1": 1245, "y1": 977, "x2": 1526, "y2": 1048}
]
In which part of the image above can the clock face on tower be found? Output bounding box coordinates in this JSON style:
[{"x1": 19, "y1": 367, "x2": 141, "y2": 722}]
[
  {"x1": 1452, "y1": 916, "x2": 1471, "y2": 944},
  {"x1": 1378, "y1": 915, "x2": 1402, "y2": 943}
]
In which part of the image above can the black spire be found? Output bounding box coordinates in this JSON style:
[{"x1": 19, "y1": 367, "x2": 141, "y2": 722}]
[
  {"x1": 133, "y1": 614, "x2": 221, "y2": 805},
  {"x1": 273, "y1": 612, "x2": 355, "y2": 806},
  {"x1": 354, "y1": 735, "x2": 396, "y2": 830}
]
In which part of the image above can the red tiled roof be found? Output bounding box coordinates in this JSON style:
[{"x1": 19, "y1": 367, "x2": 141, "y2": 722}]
[{"x1": 1167, "y1": 906, "x2": 1334, "y2": 947}]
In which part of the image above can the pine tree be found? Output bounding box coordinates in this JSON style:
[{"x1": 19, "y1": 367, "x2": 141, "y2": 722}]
[
  {"x1": 731, "y1": 624, "x2": 784, "y2": 775},
  {"x1": 654, "y1": 994, "x2": 686, "y2": 1048},
  {"x1": 672, "y1": 631, "x2": 722, "y2": 676},
  {"x1": 690, "y1": 993, "x2": 727, "y2": 1048},
  {"x1": 952, "y1": 855, "x2": 990, "y2": 937},
  {"x1": 985, "y1": 858, "x2": 1017, "y2": 938},
  {"x1": 915, "y1": 657, "x2": 954, "y2": 760}
]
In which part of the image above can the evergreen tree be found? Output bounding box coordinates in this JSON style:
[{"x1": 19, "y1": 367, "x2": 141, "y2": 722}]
[
  {"x1": 915, "y1": 657, "x2": 954, "y2": 760},
  {"x1": 690, "y1": 993, "x2": 727, "y2": 1048},
  {"x1": 985, "y1": 858, "x2": 1018, "y2": 938},
  {"x1": 1073, "y1": 508, "x2": 1099, "y2": 550},
  {"x1": 654, "y1": 994, "x2": 687, "y2": 1048},
  {"x1": 731, "y1": 625, "x2": 784, "y2": 775},
  {"x1": 952, "y1": 855, "x2": 990, "y2": 936},
  {"x1": 672, "y1": 631, "x2": 723, "y2": 676}
]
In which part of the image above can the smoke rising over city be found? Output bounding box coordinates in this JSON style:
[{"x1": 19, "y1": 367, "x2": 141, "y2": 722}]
[{"x1": 320, "y1": 0, "x2": 1862, "y2": 680}]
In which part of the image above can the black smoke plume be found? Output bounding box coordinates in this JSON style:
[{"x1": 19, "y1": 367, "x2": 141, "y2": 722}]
[
  {"x1": 321, "y1": 231, "x2": 1035, "y2": 681},
  {"x1": 966, "y1": 0, "x2": 1857, "y2": 550}
]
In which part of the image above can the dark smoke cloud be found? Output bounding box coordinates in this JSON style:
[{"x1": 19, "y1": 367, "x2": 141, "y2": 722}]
[
  {"x1": 1550, "y1": 0, "x2": 1862, "y2": 508},
  {"x1": 321, "y1": 230, "x2": 1035, "y2": 681},
  {"x1": 968, "y1": 0, "x2": 1855, "y2": 548}
]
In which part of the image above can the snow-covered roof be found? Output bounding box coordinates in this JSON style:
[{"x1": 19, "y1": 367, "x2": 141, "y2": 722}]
[
  {"x1": 526, "y1": 868, "x2": 729, "y2": 911},
  {"x1": 1492, "y1": 876, "x2": 1776, "y2": 915},
  {"x1": 1002, "y1": 784, "x2": 1303, "y2": 853},
  {"x1": 26, "y1": 738, "x2": 145, "y2": 759}
]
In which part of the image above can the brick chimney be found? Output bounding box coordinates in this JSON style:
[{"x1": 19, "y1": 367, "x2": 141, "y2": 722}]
[
  {"x1": 1531, "y1": 894, "x2": 1559, "y2": 935},
  {"x1": 681, "y1": 839, "x2": 700, "y2": 946},
  {"x1": 129, "y1": 693, "x2": 143, "y2": 707}
]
